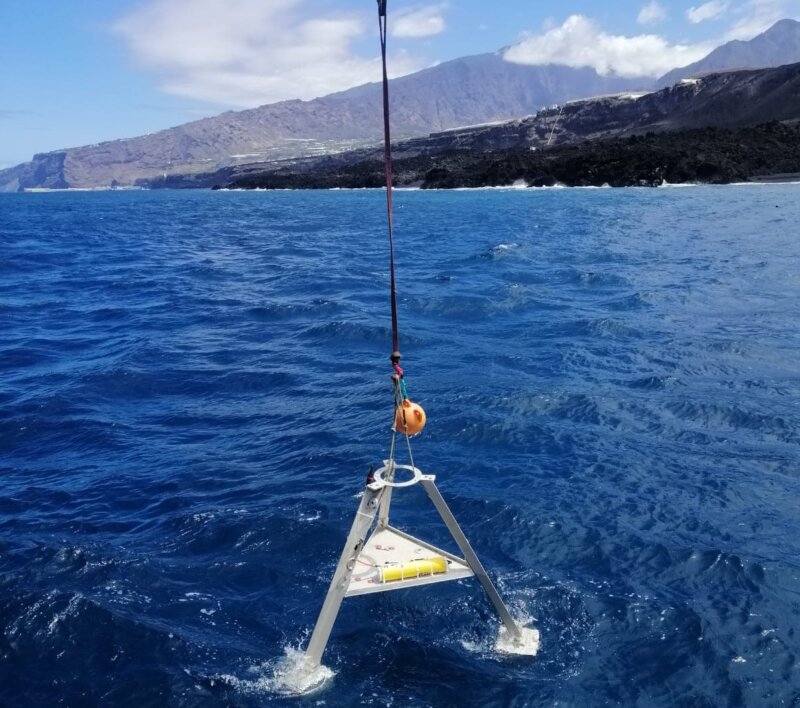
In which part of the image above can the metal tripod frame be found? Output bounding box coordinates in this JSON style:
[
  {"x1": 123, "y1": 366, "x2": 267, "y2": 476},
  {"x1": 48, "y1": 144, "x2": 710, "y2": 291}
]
[{"x1": 304, "y1": 461, "x2": 522, "y2": 668}]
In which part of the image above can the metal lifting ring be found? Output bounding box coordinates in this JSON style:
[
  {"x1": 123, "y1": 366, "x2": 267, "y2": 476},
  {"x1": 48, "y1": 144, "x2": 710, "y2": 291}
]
[{"x1": 372, "y1": 462, "x2": 424, "y2": 488}]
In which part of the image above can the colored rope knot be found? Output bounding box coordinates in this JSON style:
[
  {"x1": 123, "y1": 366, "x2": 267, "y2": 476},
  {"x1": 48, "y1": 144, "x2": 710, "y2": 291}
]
[{"x1": 390, "y1": 372, "x2": 409, "y2": 401}]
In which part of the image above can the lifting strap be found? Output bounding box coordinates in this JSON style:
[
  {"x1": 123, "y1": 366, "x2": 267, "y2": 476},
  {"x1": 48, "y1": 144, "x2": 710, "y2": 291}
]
[{"x1": 377, "y1": 0, "x2": 400, "y2": 361}]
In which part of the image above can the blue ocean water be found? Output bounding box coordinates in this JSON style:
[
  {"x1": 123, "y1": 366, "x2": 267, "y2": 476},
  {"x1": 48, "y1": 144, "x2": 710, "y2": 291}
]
[{"x1": 1, "y1": 186, "x2": 799, "y2": 707}]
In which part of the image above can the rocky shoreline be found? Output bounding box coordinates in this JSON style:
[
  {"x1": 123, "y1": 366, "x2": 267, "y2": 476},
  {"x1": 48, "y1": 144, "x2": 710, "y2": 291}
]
[{"x1": 220, "y1": 122, "x2": 800, "y2": 190}]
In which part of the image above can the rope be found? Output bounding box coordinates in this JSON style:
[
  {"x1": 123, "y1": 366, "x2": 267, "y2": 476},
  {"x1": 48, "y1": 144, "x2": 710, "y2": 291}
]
[
  {"x1": 386, "y1": 376, "x2": 401, "y2": 482},
  {"x1": 379, "y1": 1, "x2": 416, "y2": 477},
  {"x1": 377, "y1": 0, "x2": 399, "y2": 358},
  {"x1": 389, "y1": 373, "x2": 416, "y2": 473}
]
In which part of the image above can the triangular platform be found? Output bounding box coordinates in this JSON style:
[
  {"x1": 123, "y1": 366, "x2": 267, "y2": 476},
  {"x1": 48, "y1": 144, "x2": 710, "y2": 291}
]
[
  {"x1": 303, "y1": 463, "x2": 536, "y2": 667},
  {"x1": 346, "y1": 525, "x2": 474, "y2": 597}
]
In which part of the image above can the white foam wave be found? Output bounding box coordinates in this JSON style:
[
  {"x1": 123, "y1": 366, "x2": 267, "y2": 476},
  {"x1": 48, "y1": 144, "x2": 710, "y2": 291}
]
[
  {"x1": 298, "y1": 511, "x2": 322, "y2": 523},
  {"x1": 47, "y1": 594, "x2": 84, "y2": 636},
  {"x1": 659, "y1": 180, "x2": 800, "y2": 188},
  {"x1": 220, "y1": 647, "x2": 334, "y2": 697},
  {"x1": 729, "y1": 180, "x2": 800, "y2": 187},
  {"x1": 658, "y1": 180, "x2": 700, "y2": 188}
]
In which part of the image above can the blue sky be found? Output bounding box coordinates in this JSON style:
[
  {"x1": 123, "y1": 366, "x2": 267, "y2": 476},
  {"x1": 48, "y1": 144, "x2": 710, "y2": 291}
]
[{"x1": 2, "y1": 0, "x2": 798, "y2": 168}]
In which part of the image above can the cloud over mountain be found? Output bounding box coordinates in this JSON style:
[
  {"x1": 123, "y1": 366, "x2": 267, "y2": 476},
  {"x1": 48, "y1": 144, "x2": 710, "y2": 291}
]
[
  {"x1": 503, "y1": 15, "x2": 711, "y2": 78},
  {"x1": 113, "y1": 0, "x2": 426, "y2": 107},
  {"x1": 687, "y1": 1, "x2": 729, "y2": 24},
  {"x1": 726, "y1": 0, "x2": 800, "y2": 39},
  {"x1": 392, "y1": 4, "x2": 447, "y2": 38}
]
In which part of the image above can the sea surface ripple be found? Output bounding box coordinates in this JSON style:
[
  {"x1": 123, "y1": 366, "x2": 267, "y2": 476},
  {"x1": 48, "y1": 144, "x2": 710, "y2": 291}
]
[{"x1": 1, "y1": 186, "x2": 799, "y2": 707}]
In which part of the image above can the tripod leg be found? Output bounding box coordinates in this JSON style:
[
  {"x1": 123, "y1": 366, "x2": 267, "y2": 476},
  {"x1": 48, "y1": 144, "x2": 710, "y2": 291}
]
[
  {"x1": 304, "y1": 485, "x2": 383, "y2": 667},
  {"x1": 420, "y1": 478, "x2": 521, "y2": 640}
]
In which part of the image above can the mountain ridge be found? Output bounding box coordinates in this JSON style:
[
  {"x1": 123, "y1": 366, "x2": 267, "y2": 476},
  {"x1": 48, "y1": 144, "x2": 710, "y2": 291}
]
[
  {"x1": 215, "y1": 62, "x2": 800, "y2": 190},
  {"x1": 3, "y1": 19, "x2": 800, "y2": 192},
  {"x1": 0, "y1": 55, "x2": 643, "y2": 191},
  {"x1": 658, "y1": 18, "x2": 800, "y2": 86}
]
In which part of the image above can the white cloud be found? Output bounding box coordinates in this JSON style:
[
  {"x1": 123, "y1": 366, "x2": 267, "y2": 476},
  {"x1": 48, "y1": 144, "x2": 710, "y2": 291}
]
[
  {"x1": 392, "y1": 4, "x2": 447, "y2": 38},
  {"x1": 724, "y1": 0, "x2": 800, "y2": 39},
  {"x1": 113, "y1": 0, "x2": 426, "y2": 107},
  {"x1": 637, "y1": 1, "x2": 667, "y2": 26},
  {"x1": 504, "y1": 15, "x2": 713, "y2": 78},
  {"x1": 687, "y1": 1, "x2": 729, "y2": 23}
]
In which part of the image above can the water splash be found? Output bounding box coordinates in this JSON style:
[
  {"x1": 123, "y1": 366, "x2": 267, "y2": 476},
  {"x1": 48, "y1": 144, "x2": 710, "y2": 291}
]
[
  {"x1": 495, "y1": 624, "x2": 541, "y2": 657},
  {"x1": 221, "y1": 647, "x2": 334, "y2": 697}
]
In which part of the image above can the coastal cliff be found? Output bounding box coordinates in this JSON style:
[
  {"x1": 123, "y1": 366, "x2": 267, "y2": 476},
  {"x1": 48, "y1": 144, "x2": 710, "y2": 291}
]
[
  {"x1": 221, "y1": 122, "x2": 800, "y2": 190},
  {"x1": 218, "y1": 63, "x2": 800, "y2": 190}
]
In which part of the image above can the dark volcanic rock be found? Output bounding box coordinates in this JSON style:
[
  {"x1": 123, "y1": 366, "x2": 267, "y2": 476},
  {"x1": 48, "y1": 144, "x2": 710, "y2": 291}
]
[
  {"x1": 214, "y1": 64, "x2": 800, "y2": 192},
  {"x1": 223, "y1": 122, "x2": 800, "y2": 190},
  {"x1": 414, "y1": 122, "x2": 800, "y2": 188},
  {"x1": 0, "y1": 152, "x2": 67, "y2": 191},
  {"x1": 539, "y1": 62, "x2": 800, "y2": 145},
  {"x1": 219, "y1": 63, "x2": 800, "y2": 191}
]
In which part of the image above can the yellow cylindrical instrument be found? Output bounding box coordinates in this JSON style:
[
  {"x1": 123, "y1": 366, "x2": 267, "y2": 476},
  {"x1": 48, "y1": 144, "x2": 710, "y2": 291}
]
[{"x1": 379, "y1": 556, "x2": 448, "y2": 583}]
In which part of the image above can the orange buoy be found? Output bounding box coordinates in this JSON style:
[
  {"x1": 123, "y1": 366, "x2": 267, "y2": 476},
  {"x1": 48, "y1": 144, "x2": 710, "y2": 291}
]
[{"x1": 395, "y1": 399, "x2": 426, "y2": 435}]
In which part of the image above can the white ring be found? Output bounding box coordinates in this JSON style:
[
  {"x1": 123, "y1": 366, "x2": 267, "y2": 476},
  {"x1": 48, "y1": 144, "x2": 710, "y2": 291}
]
[{"x1": 372, "y1": 463, "x2": 423, "y2": 488}]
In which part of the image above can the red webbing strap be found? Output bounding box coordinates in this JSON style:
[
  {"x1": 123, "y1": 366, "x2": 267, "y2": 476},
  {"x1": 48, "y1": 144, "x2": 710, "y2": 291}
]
[{"x1": 377, "y1": 0, "x2": 400, "y2": 357}]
